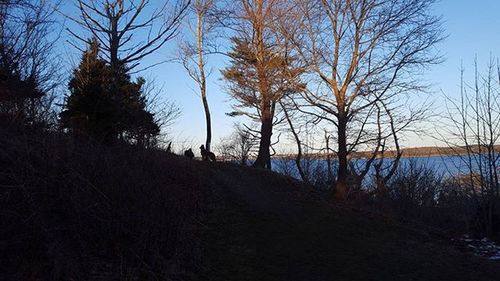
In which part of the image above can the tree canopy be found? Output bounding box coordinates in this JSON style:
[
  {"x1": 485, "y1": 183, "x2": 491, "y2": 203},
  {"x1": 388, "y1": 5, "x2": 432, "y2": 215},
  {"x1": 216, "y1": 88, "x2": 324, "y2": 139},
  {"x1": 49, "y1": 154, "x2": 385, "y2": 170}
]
[{"x1": 60, "y1": 39, "x2": 159, "y2": 145}]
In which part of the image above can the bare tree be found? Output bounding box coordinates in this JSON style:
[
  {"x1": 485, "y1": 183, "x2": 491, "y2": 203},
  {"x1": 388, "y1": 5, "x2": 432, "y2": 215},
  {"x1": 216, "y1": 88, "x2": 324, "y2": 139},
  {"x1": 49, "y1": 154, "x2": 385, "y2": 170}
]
[
  {"x1": 179, "y1": 0, "x2": 221, "y2": 151},
  {"x1": 280, "y1": 0, "x2": 443, "y2": 198},
  {"x1": 222, "y1": 0, "x2": 304, "y2": 169},
  {"x1": 440, "y1": 59, "x2": 500, "y2": 237},
  {"x1": 367, "y1": 103, "x2": 403, "y2": 197},
  {"x1": 68, "y1": 0, "x2": 190, "y2": 71},
  {"x1": 279, "y1": 98, "x2": 308, "y2": 182},
  {"x1": 217, "y1": 123, "x2": 258, "y2": 165},
  {"x1": 0, "y1": 0, "x2": 62, "y2": 127},
  {"x1": 323, "y1": 130, "x2": 334, "y2": 184},
  {"x1": 141, "y1": 78, "x2": 182, "y2": 144}
]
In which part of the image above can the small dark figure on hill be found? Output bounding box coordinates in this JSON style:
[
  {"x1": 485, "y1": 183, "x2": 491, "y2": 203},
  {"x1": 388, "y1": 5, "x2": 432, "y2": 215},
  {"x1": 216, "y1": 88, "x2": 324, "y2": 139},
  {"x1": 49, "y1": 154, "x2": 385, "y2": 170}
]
[
  {"x1": 200, "y1": 145, "x2": 216, "y2": 162},
  {"x1": 184, "y1": 148, "x2": 194, "y2": 159},
  {"x1": 166, "y1": 142, "x2": 172, "y2": 153}
]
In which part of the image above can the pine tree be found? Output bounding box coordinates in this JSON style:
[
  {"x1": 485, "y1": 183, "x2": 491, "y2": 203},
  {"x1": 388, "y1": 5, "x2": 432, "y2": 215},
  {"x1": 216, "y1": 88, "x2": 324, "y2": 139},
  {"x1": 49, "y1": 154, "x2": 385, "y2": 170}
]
[
  {"x1": 222, "y1": 37, "x2": 304, "y2": 169},
  {"x1": 0, "y1": 63, "x2": 44, "y2": 127},
  {"x1": 60, "y1": 39, "x2": 159, "y2": 145},
  {"x1": 60, "y1": 39, "x2": 115, "y2": 142},
  {"x1": 0, "y1": 0, "x2": 58, "y2": 129}
]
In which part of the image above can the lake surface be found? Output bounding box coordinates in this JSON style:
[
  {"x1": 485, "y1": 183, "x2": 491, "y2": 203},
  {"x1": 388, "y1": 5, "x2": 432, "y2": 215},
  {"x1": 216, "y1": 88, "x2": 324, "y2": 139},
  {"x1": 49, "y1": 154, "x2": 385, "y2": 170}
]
[{"x1": 271, "y1": 155, "x2": 494, "y2": 180}]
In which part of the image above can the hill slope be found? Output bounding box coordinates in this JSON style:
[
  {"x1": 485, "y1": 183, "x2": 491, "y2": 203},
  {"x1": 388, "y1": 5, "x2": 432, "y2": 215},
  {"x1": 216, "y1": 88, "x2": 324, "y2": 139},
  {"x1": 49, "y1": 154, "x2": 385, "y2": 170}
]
[
  {"x1": 1, "y1": 130, "x2": 499, "y2": 280},
  {"x1": 194, "y1": 161, "x2": 500, "y2": 281}
]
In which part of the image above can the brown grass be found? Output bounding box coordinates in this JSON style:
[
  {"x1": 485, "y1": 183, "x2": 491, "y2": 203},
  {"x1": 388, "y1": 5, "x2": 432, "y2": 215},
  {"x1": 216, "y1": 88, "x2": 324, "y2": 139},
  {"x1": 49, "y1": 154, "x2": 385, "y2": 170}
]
[
  {"x1": 0, "y1": 128, "x2": 208, "y2": 280},
  {"x1": 2, "y1": 128, "x2": 500, "y2": 280}
]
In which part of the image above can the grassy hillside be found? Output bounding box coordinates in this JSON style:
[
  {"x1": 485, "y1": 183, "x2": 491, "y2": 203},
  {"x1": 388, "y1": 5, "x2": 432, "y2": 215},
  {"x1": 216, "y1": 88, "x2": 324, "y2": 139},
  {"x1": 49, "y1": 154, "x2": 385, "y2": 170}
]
[
  {"x1": 195, "y1": 163, "x2": 500, "y2": 281},
  {"x1": 1, "y1": 129, "x2": 499, "y2": 280},
  {"x1": 0, "y1": 129, "x2": 208, "y2": 280}
]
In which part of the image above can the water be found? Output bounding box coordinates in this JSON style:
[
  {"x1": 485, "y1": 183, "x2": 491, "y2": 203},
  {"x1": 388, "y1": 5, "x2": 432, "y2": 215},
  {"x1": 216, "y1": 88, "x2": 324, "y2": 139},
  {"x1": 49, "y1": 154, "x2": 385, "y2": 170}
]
[{"x1": 271, "y1": 154, "x2": 495, "y2": 180}]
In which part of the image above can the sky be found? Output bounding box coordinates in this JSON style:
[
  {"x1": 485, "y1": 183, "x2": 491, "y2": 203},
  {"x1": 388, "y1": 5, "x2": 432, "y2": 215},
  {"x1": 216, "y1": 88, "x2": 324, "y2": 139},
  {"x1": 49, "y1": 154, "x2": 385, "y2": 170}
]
[
  {"x1": 57, "y1": 0, "x2": 500, "y2": 151},
  {"x1": 426, "y1": 0, "x2": 500, "y2": 97}
]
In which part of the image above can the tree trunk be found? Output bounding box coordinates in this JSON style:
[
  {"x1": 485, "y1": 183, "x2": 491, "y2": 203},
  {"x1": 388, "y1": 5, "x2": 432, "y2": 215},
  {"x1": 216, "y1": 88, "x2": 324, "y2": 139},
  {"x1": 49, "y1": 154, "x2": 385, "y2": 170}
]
[
  {"x1": 251, "y1": 0, "x2": 273, "y2": 170},
  {"x1": 202, "y1": 93, "x2": 211, "y2": 151},
  {"x1": 197, "y1": 11, "x2": 212, "y2": 151},
  {"x1": 376, "y1": 176, "x2": 388, "y2": 198},
  {"x1": 109, "y1": 15, "x2": 119, "y2": 73},
  {"x1": 336, "y1": 114, "x2": 349, "y2": 199},
  {"x1": 325, "y1": 132, "x2": 333, "y2": 184},
  {"x1": 253, "y1": 114, "x2": 273, "y2": 169},
  {"x1": 282, "y1": 101, "x2": 307, "y2": 182}
]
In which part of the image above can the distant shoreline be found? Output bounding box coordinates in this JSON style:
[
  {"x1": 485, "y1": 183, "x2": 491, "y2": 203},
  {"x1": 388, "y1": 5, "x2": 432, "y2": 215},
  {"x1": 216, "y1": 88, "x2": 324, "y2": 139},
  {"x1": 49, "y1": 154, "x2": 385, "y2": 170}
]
[{"x1": 272, "y1": 145, "x2": 500, "y2": 161}]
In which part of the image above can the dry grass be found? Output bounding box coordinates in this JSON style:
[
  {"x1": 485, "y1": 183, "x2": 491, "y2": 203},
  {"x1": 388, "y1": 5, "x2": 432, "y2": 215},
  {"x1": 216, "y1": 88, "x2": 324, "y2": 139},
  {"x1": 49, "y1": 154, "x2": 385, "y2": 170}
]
[
  {"x1": 2, "y1": 128, "x2": 500, "y2": 280},
  {"x1": 0, "y1": 128, "x2": 207, "y2": 280}
]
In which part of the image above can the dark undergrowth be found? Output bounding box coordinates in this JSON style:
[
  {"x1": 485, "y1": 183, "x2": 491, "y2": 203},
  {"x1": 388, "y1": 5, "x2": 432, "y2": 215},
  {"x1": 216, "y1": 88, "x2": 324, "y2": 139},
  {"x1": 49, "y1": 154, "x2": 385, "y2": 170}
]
[
  {"x1": 0, "y1": 128, "x2": 208, "y2": 280},
  {"x1": 196, "y1": 170, "x2": 500, "y2": 281},
  {"x1": 362, "y1": 162, "x2": 500, "y2": 242}
]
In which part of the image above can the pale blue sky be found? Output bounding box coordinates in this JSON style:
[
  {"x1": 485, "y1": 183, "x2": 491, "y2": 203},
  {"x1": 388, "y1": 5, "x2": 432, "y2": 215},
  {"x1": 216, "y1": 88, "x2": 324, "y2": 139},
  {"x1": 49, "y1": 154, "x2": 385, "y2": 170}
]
[
  {"x1": 420, "y1": 0, "x2": 500, "y2": 146},
  {"x1": 427, "y1": 0, "x2": 500, "y2": 95},
  {"x1": 58, "y1": 0, "x2": 500, "y2": 150}
]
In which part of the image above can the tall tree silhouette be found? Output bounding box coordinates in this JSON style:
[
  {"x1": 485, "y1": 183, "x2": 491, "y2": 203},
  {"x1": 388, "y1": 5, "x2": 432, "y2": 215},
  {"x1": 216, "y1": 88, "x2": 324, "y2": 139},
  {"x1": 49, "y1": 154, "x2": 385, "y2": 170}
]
[
  {"x1": 179, "y1": 0, "x2": 221, "y2": 152},
  {"x1": 69, "y1": 0, "x2": 190, "y2": 72},
  {"x1": 280, "y1": 0, "x2": 443, "y2": 198},
  {"x1": 0, "y1": 0, "x2": 60, "y2": 128},
  {"x1": 60, "y1": 39, "x2": 159, "y2": 145},
  {"x1": 223, "y1": 32, "x2": 304, "y2": 169}
]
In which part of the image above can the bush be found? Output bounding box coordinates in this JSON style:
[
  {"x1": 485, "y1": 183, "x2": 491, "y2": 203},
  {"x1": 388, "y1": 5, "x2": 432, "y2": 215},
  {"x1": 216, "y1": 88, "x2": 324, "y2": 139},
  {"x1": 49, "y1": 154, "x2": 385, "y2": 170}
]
[
  {"x1": 368, "y1": 160, "x2": 500, "y2": 241},
  {"x1": 273, "y1": 157, "x2": 336, "y2": 190}
]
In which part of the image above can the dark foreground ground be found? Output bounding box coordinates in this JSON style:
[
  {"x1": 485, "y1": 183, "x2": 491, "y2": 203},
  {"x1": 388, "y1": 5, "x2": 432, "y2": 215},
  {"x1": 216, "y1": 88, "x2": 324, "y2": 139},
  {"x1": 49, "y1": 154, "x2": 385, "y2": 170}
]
[
  {"x1": 194, "y1": 162, "x2": 500, "y2": 281},
  {"x1": 1, "y1": 130, "x2": 499, "y2": 280}
]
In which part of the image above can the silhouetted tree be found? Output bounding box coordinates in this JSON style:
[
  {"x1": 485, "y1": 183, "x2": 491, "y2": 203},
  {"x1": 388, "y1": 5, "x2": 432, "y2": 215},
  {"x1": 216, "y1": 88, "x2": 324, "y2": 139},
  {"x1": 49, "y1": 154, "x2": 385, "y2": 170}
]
[
  {"x1": 279, "y1": 99, "x2": 308, "y2": 183},
  {"x1": 222, "y1": 0, "x2": 304, "y2": 169},
  {"x1": 440, "y1": 59, "x2": 500, "y2": 238},
  {"x1": 179, "y1": 0, "x2": 222, "y2": 152},
  {"x1": 217, "y1": 123, "x2": 258, "y2": 165},
  {"x1": 60, "y1": 39, "x2": 159, "y2": 145},
  {"x1": 69, "y1": 0, "x2": 190, "y2": 72},
  {"x1": 0, "y1": 0, "x2": 60, "y2": 128},
  {"x1": 223, "y1": 39, "x2": 300, "y2": 168},
  {"x1": 65, "y1": 0, "x2": 183, "y2": 145},
  {"x1": 280, "y1": 0, "x2": 443, "y2": 198}
]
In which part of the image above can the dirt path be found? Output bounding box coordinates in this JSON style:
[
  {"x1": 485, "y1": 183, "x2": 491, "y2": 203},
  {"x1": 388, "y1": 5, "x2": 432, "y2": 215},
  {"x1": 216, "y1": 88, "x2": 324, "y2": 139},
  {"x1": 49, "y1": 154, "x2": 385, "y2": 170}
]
[{"x1": 194, "y1": 162, "x2": 500, "y2": 281}]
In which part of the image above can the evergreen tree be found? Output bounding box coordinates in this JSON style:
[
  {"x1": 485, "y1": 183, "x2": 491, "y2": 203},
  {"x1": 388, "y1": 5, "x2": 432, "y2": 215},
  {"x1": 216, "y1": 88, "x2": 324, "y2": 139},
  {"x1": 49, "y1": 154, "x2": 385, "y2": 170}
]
[
  {"x1": 0, "y1": 0, "x2": 59, "y2": 129},
  {"x1": 222, "y1": 37, "x2": 304, "y2": 169},
  {"x1": 0, "y1": 62, "x2": 44, "y2": 127},
  {"x1": 60, "y1": 39, "x2": 159, "y2": 145}
]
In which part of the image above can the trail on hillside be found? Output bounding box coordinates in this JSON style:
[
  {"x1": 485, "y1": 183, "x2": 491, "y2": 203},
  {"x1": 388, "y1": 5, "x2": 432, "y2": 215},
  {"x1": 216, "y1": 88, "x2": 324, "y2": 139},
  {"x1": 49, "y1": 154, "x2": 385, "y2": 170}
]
[{"x1": 193, "y1": 161, "x2": 500, "y2": 281}]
